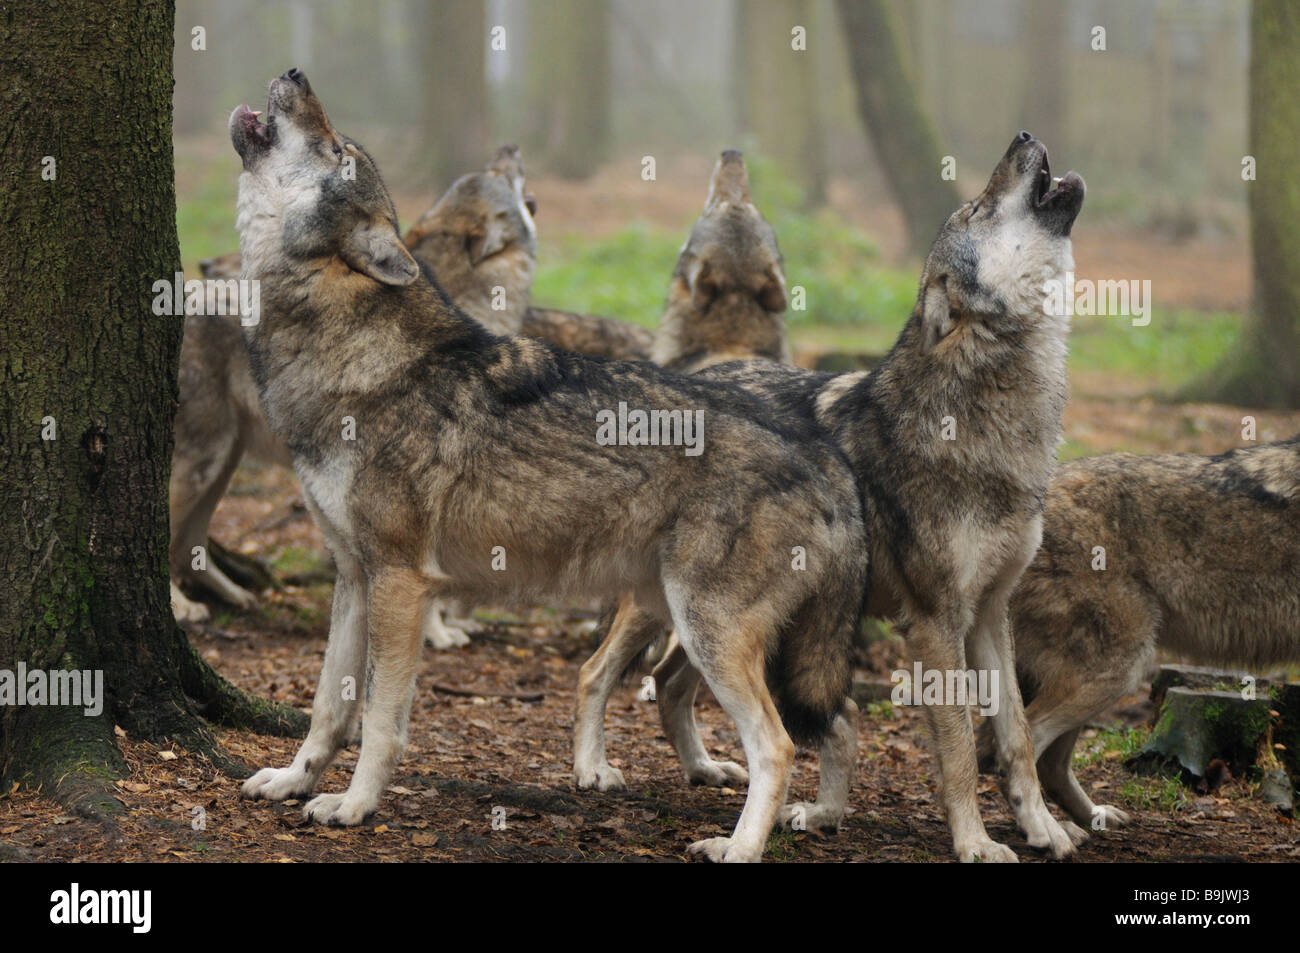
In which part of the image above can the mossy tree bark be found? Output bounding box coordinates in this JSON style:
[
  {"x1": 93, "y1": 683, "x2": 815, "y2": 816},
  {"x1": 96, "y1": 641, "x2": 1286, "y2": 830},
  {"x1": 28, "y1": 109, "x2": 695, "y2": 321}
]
[
  {"x1": 835, "y1": 0, "x2": 962, "y2": 256},
  {"x1": 1187, "y1": 0, "x2": 1300, "y2": 408},
  {"x1": 0, "y1": 0, "x2": 304, "y2": 818}
]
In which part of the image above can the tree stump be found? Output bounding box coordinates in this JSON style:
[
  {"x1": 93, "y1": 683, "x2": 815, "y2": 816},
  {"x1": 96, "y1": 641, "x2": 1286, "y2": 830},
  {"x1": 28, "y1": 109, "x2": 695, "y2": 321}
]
[
  {"x1": 1128, "y1": 687, "x2": 1273, "y2": 780},
  {"x1": 1148, "y1": 664, "x2": 1270, "y2": 714}
]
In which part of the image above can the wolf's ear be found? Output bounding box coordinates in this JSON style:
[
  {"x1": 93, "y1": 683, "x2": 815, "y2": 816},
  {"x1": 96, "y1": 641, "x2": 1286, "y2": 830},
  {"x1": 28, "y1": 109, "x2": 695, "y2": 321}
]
[
  {"x1": 346, "y1": 222, "x2": 420, "y2": 286},
  {"x1": 690, "y1": 259, "x2": 718, "y2": 309},
  {"x1": 467, "y1": 219, "x2": 508, "y2": 265},
  {"x1": 920, "y1": 278, "x2": 955, "y2": 351},
  {"x1": 758, "y1": 264, "x2": 787, "y2": 312}
]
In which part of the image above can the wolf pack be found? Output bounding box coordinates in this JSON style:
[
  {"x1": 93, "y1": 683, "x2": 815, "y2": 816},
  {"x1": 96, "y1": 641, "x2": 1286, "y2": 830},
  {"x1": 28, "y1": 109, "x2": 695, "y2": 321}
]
[{"x1": 168, "y1": 69, "x2": 1298, "y2": 862}]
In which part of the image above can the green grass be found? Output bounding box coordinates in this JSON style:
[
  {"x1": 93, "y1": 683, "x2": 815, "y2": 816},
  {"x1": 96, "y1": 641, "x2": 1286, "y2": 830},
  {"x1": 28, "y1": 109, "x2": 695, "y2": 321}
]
[
  {"x1": 1117, "y1": 776, "x2": 1191, "y2": 815},
  {"x1": 862, "y1": 699, "x2": 898, "y2": 721},
  {"x1": 1075, "y1": 725, "x2": 1148, "y2": 767},
  {"x1": 271, "y1": 545, "x2": 332, "y2": 576},
  {"x1": 1068, "y1": 309, "x2": 1242, "y2": 389},
  {"x1": 175, "y1": 167, "x2": 239, "y2": 270},
  {"x1": 174, "y1": 149, "x2": 1242, "y2": 393}
]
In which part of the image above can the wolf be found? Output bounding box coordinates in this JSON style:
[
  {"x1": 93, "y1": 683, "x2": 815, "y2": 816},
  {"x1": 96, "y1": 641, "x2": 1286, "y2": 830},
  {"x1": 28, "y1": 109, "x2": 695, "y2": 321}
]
[
  {"x1": 574, "y1": 147, "x2": 796, "y2": 792},
  {"x1": 169, "y1": 149, "x2": 549, "y2": 648},
  {"x1": 651, "y1": 148, "x2": 790, "y2": 373},
  {"x1": 402, "y1": 144, "x2": 538, "y2": 335},
  {"x1": 229, "y1": 69, "x2": 868, "y2": 863},
  {"x1": 580, "y1": 133, "x2": 1086, "y2": 862},
  {"x1": 977, "y1": 437, "x2": 1300, "y2": 839}
]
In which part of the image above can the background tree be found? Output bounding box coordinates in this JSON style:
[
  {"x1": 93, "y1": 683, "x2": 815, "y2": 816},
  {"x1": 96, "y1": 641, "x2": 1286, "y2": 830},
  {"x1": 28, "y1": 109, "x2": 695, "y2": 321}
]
[
  {"x1": 412, "y1": 0, "x2": 490, "y2": 193},
  {"x1": 0, "y1": 0, "x2": 303, "y2": 818},
  {"x1": 1020, "y1": 0, "x2": 1065, "y2": 156},
  {"x1": 732, "y1": 0, "x2": 828, "y2": 207},
  {"x1": 523, "y1": 0, "x2": 610, "y2": 180},
  {"x1": 1190, "y1": 0, "x2": 1300, "y2": 408},
  {"x1": 836, "y1": 0, "x2": 962, "y2": 255}
]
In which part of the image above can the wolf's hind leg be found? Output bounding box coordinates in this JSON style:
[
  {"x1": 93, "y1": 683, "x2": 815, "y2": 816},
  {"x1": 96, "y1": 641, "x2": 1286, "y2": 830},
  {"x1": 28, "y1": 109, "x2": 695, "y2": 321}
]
[
  {"x1": 573, "y1": 595, "x2": 664, "y2": 791},
  {"x1": 421, "y1": 601, "x2": 471, "y2": 649},
  {"x1": 1038, "y1": 727, "x2": 1130, "y2": 836},
  {"x1": 170, "y1": 434, "x2": 259, "y2": 611},
  {"x1": 672, "y1": 607, "x2": 792, "y2": 864},
  {"x1": 654, "y1": 641, "x2": 749, "y2": 788},
  {"x1": 779, "y1": 697, "x2": 857, "y2": 833}
]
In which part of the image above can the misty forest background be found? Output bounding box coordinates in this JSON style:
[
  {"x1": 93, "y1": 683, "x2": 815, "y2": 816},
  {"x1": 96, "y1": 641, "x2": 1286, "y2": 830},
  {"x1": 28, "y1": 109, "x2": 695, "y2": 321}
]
[{"x1": 173, "y1": 0, "x2": 1298, "y2": 420}]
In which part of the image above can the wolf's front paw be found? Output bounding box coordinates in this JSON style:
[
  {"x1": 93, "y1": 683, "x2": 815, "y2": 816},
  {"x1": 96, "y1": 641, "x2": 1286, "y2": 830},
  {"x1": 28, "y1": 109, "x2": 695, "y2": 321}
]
[
  {"x1": 1088, "y1": 804, "x2": 1130, "y2": 830},
  {"x1": 422, "y1": 620, "x2": 471, "y2": 650},
  {"x1": 687, "y1": 836, "x2": 759, "y2": 863},
  {"x1": 241, "y1": 766, "x2": 314, "y2": 801},
  {"x1": 778, "y1": 801, "x2": 842, "y2": 833},
  {"x1": 685, "y1": 760, "x2": 748, "y2": 787},
  {"x1": 1024, "y1": 810, "x2": 1077, "y2": 860},
  {"x1": 303, "y1": 792, "x2": 375, "y2": 826},
  {"x1": 955, "y1": 837, "x2": 1019, "y2": 864},
  {"x1": 575, "y1": 762, "x2": 627, "y2": 792},
  {"x1": 1062, "y1": 820, "x2": 1090, "y2": 847},
  {"x1": 170, "y1": 583, "x2": 209, "y2": 623}
]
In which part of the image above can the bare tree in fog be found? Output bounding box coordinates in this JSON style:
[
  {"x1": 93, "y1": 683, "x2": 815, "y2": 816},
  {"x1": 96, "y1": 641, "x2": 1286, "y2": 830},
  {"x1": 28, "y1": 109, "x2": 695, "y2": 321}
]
[
  {"x1": 524, "y1": 0, "x2": 611, "y2": 180},
  {"x1": 413, "y1": 0, "x2": 490, "y2": 192},
  {"x1": 1191, "y1": 0, "x2": 1300, "y2": 408},
  {"x1": 836, "y1": 0, "x2": 961, "y2": 255}
]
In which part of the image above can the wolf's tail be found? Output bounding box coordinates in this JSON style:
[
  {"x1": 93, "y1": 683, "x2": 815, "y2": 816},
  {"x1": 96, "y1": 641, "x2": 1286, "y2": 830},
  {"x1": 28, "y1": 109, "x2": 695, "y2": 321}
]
[{"x1": 767, "y1": 577, "x2": 865, "y2": 747}]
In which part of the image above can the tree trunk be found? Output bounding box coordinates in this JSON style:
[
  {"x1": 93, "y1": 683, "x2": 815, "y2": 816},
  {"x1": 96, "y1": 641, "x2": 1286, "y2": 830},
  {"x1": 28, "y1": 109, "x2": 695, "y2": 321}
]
[
  {"x1": 524, "y1": 0, "x2": 610, "y2": 180},
  {"x1": 1188, "y1": 0, "x2": 1300, "y2": 408},
  {"x1": 732, "y1": 0, "x2": 827, "y2": 207},
  {"x1": 835, "y1": 0, "x2": 962, "y2": 255},
  {"x1": 412, "y1": 0, "x2": 489, "y2": 193},
  {"x1": 0, "y1": 0, "x2": 304, "y2": 818},
  {"x1": 1020, "y1": 0, "x2": 1065, "y2": 156}
]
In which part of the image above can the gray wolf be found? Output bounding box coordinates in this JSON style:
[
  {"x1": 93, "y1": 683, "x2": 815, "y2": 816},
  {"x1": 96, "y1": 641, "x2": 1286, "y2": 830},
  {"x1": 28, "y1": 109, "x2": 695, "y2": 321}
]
[
  {"x1": 574, "y1": 147, "x2": 794, "y2": 791},
  {"x1": 651, "y1": 148, "x2": 790, "y2": 373},
  {"x1": 582, "y1": 133, "x2": 1086, "y2": 862},
  {"x1": 979, "y1": 437, "x2": 1300, "y2": 838},
  {"x1": 230, "y1": 69, "x2": 867, "y2": 863},
  {"x1": 169, "y1": 148, "x2": 547, "y2": 648}
]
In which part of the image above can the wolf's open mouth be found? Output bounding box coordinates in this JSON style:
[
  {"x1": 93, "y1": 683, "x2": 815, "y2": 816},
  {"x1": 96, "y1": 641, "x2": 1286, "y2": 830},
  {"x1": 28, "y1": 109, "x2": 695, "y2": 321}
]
[
  {"x1": 1033, "y1": 153, "x2": 1081, "y2": 209},
  {"x1": 233, "y1": 104, "x2": 272, "y2": 146}
]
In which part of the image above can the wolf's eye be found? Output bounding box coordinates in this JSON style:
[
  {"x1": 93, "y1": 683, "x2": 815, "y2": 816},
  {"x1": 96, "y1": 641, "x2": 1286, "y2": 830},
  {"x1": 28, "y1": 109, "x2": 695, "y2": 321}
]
[{"x1": 332, "y1": 143, "x2": 343, "y2": 158}]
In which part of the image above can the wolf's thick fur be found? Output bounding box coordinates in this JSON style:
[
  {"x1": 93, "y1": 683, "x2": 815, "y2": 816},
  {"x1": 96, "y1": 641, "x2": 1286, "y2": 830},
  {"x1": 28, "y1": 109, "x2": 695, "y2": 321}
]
[
  {"x1": 230, "y1": 70, "x2": 866, "y2": 862},
  {"x1": 975, "y1": 437, "x2": 1300, "y2": 834},
  {"x1": 574, "y1": 149, "x2": 794, "y2": 794},
  {"x1": 651, "y1": 149, "x2": 790, "y2": 373},
  {"x1": 402, "y1": 144, "x2": 537, "y2": 335},
  {"x1": 521, "y1": 307, "x2": 654, "y2": 361},
  {"x1": 583, "y1": 133, "x2": 1086, "y2": 862},
  {"x1": 170, "y1": 149, "x2": 545, "y2": 647}
]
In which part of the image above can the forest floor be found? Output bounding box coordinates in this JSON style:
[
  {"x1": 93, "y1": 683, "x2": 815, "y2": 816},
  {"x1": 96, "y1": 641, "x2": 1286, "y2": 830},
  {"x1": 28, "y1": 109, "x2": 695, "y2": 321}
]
[{"x1": 4, "y1": 393, "x2": 1299, "y2": 864}]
